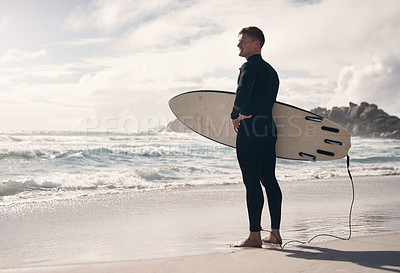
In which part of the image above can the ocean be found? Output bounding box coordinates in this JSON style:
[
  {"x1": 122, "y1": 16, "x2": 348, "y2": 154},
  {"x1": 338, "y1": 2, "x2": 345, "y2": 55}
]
[
  {"x1": 1, "y1": 130, "x2": 400, "y2": 268},
  {"x1": 1, "y1": 130, "x2": 399, "y2": 205}
]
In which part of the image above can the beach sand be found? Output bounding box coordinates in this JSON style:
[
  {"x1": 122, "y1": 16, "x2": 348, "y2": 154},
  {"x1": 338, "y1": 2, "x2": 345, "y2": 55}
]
[
  {"x1": 1, "y1": 175, "x2": 399, "y2": 272},
  {"x1": 1, "y1": 232, "x2": 399, "y2": 273}
]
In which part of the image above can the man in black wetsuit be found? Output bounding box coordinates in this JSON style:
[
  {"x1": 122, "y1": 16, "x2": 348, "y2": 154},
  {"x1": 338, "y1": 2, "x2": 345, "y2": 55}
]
[{"x1": 230, "y1": 26, "x2": 282, "y2": 248}]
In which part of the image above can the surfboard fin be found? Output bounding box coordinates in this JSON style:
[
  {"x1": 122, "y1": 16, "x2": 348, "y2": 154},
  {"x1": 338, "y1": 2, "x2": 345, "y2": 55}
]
[
  {"x1": 324, "y1": 139, "x2": 342, "y2": 146},
  {"x1": 299, "y1": 152, "x2": 316, "y2": 162},
  {"x1": 305, "y1": 116, "x2": 323, "y2": 122},
  {"x1": 321, "y1": 126, "x2": 340, "y2": 133},
  {"x1": 317, "y1": 149, "x2": 335, "y2": 157}
]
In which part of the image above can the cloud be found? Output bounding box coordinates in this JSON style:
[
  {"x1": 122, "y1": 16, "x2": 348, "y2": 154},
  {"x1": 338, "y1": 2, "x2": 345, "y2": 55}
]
[
  {"x1": 54, "y1": 37, "x2": 114, "y2": 47},
  {"x1": 65, "y1": 0, "x2": 178, "y2": 33},
  {"x1": 266, "y1": 0, "x2": 400, "y2": 75},
  {"x1": 0, "y1": 15, "x2": 9, "y2": 29},
  {"x1": 331, "y1": 53, "x2": 400, "y2": 116},
  {"x1": 119, "y1": 14, "x2": 223, "y2": 53},
  {"x1": 64, "y1": 0, "x2": 400, "y2": 123},
  {"x1": 2, "y1": 0, "x2": 400, "y2": 131},
  {"x1": 0, "y1": 48, "x2": 47, "y2": 65}
]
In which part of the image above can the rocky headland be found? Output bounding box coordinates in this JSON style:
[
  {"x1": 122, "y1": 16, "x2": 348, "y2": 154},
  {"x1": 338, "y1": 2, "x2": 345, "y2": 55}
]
[
  {"x1": 311, "y1": 102, "x2": 400, "y2": 139},
  {"x1": 165, "y1": 118, "x2": 192, "y2": 133}
]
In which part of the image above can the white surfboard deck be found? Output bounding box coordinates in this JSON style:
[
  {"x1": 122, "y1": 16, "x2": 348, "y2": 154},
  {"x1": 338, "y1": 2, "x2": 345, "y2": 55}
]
[{"x1": 169, "y1": 90, "x2": 351, "y2": 161}]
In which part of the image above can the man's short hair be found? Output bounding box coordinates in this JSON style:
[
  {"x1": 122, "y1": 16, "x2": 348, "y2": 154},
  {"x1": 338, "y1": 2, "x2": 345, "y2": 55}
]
[{"x1": 239, "y1": 26, "x2": 265, "y2": 48}]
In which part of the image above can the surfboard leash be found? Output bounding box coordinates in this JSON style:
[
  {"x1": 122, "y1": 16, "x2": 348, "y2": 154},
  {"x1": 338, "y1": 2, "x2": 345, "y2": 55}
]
[{"x1": 263, "y1": 155, "x2": 355, "y2": 249}]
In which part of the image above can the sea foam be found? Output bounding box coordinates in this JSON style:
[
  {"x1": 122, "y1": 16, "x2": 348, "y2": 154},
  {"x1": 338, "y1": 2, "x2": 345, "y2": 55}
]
[{"x1": 0, "y1": 132, "x2": 399, "y2": 204}]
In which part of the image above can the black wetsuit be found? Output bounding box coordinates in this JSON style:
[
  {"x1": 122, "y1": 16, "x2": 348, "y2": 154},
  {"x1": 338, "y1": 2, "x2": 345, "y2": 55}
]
[{"x1": 231, "y1": 54, "x2": 282, "y2": 232}]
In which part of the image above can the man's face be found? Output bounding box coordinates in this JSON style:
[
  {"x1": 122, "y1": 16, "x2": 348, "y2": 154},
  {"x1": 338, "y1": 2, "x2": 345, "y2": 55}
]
[{"x1": 237, "y1": 33, "x2": 258, "y2": 59}]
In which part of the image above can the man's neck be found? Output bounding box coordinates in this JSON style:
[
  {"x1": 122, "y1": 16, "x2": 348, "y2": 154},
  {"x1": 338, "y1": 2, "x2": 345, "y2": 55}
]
[{"x1": 246, "y1": 52, "x2": 262, "y2": 60}]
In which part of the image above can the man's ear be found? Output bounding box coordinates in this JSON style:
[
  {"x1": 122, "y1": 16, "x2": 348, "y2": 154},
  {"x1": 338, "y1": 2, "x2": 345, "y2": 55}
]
[{"x1": 253, "y1": 39, "x2": 260, "y2": 49}]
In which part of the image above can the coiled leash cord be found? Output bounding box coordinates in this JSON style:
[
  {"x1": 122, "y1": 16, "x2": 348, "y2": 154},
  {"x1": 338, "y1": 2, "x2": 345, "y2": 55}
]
[{"x1": 263, "y1": 155, "x2": 354, "y2": 249}]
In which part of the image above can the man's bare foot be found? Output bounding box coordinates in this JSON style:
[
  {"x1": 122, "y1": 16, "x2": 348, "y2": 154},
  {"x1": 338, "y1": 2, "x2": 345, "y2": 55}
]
[
  {"x1": 230, "y1": 238, "x2": 262, "y2": 248},
  {"x1": 262, "y1": 229, "x2": 282, "y2": 245}
]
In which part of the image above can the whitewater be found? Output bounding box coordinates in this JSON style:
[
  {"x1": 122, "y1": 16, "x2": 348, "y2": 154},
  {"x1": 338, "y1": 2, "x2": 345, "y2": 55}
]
[{"x1": 1, "y1": 131, "x2": 399, "y2": 205}]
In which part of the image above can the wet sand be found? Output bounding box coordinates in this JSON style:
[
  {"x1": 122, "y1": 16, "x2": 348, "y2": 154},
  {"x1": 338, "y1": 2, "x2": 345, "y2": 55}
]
[
  {"x1": 0, "y1": 175, "x2": 399, "y2": 272},
  {"x1": 2, "y1": 232, "x2": 399, "y2": 273}
]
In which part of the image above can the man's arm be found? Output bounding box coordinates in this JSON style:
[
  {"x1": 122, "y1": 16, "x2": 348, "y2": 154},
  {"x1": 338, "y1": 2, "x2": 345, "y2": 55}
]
[{"x1": 231, "y1": 62, "x2": 257, "y2": 119}]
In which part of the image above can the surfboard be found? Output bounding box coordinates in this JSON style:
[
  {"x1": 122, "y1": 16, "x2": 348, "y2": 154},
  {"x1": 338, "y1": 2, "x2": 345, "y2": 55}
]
[{"x1": 169, "y1": 90, "x2": 351, "y2": 161}]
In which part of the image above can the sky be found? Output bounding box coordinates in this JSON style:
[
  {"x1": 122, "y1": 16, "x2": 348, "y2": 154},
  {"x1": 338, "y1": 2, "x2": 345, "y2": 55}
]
[{"x1": 1, "y1": 0, "x2": 399, "y2": 132}]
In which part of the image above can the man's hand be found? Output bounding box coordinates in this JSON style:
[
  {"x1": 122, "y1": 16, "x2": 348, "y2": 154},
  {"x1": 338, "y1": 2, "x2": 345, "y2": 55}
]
[{"x1": 232, "y1": 114, "x2": 252, "y2": 133}]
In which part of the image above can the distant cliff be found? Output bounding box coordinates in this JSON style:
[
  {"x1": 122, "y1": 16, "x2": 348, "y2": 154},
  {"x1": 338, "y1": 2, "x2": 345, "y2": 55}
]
[
  {"x1": 311, "y1": 102, "x2": 400, "y2": 139},
  {"x1": 165, "y1": 118, "x2": 192, "y2": 133}
]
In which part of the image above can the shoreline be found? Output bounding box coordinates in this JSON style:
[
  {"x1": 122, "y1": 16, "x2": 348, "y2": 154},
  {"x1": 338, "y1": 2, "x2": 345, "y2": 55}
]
[
  {"x1": 1, "y1": 232, "x2": 399, "y2": 273},
  {"x1": 2, "y1": 172, "x2": 399, "y2": 207},
  {"x1": 1, "y1": 175, "x2": 399, "y2": 270}
]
